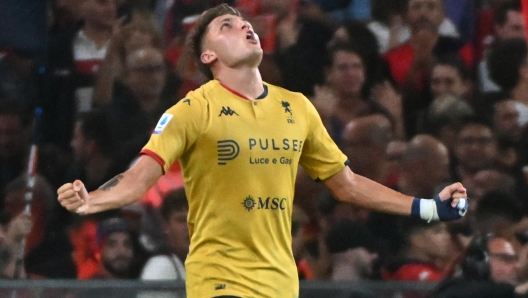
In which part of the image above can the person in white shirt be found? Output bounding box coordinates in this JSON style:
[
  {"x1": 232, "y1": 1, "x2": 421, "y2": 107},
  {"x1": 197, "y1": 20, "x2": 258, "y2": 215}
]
[{"x1": 141, "y1": 188, "x2": 188, "y2": 280}]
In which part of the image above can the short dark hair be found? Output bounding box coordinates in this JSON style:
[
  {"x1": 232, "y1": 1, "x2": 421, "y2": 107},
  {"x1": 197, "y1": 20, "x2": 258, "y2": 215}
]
[
  {"x1": 325, "y1": 219, "x2": 377, "y2": 254},
  {"x1": 475, "y1": 191, "x2": 524, "y2": 223},
  {"x1": 396, "y1": 216, "x2": 442, "y2": 251},
  {"x1": 160, "y1": 188, "x2": 188, "y2": 221},
  {"x1": 189, "y1": 4, "x2": 242, "y2": 80},
  {"x1": 325, "y1": 41, "x2": 365, "y2": 69},
  {"x1": 434, "y1": 54, "x2": 470, "y2": 81},
  {"x1": 76, "y1": 110, "x2": 114, "y2": 157},
  {"x1": 494, "y1": 0, "x2": 521, "y2": 26},
  {"x1": 488, "y1": 38, "x2": 528, "y2": 92}
]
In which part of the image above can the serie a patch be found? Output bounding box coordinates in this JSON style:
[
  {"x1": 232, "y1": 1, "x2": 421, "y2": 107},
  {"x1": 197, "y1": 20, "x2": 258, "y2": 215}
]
[{"x1": 153, "y1": 113, "x2": 173, "y2": 134}]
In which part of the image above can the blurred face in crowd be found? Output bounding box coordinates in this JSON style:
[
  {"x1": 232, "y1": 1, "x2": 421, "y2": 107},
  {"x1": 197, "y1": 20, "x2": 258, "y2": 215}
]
[
  {"x1": 0, "y1": 114, "x2": 24, "y2": 159},
  {"x1": 165, "y1": 207, "x2": 189, "y2": 260},
  {"x1": 494, "y1": 100, "x2": 521, "y2": 142},
  {"x1": 414, "y1": 222, "x2": 450, "y2": 259},
  {"x1": 125, "y1": 47, "x2": 166, "y2": 99},
  {"x1": 347, "y1": 247, "x2": 378, "y2": 278},
  {"x1": 101, "y1": 232, "x2": 134, "y2": 278},
  {"x1": 496, "y1": 10, "x2": 526, "y2": 40},
  {"x1": 406, "y1": 0, "x2": 444, "y2": 32},
  {"x1": 430, "y1": 64, "x2": 468, "y2": 98},
  {"x1": 488, "y1": 237, "x2": 519, "y2": 285},
  {"x1": 122, "y1": 13, "x2": 161, "y2": 54},
  {"x1": 326, "y1": 50, "x2": 365, "y2": 97},
  {"x1": 83, "y1": 0, "x2": 117, "y2": 29},
  {"x1": 454, "y1": 124, "x2": 497, "y2": 173}
]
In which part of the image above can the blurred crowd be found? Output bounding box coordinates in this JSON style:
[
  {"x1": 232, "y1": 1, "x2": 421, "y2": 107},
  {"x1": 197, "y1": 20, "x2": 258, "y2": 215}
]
[{"x1": 1, "y1": 0, "x2": 528, "y2": 297}]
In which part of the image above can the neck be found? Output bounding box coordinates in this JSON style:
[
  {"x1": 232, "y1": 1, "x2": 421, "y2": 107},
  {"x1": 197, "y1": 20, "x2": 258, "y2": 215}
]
[
  {"x1": 215, "y1": 66, "x2": 264, "y2": 99},
  {"x1": 86, "y1": 155, "x2": 112, "y2": 185},
  {"x1": 511, "y1": 83, "x2": 528, "y2": 105},
  {"x1": 331, "y1": 262, "x2": 361, "y2": 281},
  {"x1": 82, "y1": 22, "x2": 112, "y2": 48}
]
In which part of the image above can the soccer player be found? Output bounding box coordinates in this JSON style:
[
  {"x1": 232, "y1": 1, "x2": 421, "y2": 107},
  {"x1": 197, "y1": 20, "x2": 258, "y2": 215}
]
[{"x1": 57, "y1": 4, "x2": 468, "y2": 298}]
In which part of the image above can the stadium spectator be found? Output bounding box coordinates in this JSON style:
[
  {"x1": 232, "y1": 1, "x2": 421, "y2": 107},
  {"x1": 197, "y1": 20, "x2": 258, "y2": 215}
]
[
  {"x1": 313, "y1": 41, "x2": 395, "y2": 146},
  {"x1": 488, "y1": 38, "x2": 528, "y2": 128},
  {"x1": 326, "y1": 219, "x2": 379, "y2": 281},
  {"x1": 398, "y1": 135, "x2": 450, "y2": 199},
  {"x1": 64, "y1": 110, "x2": 122, "y2": 192},
  {"x1": 104, "y1": 46, "x2": 174, "y2": 166},
  {"x1": 3, "y1": 175, "x2": 76, "y2": 278},
  {"x1": 384, "y1": 0, "x2": 474, "y2": 136},
  {"x1": 0, "y1": 99, "x2": 30, "y2": 198},
  {"x1": 479, "y1": 1, "x2": 525, "y2": 93},
  {"x1": 382, "y1": 218, "x2": 450, "y2": 281},
  {"x1": 89, "y1": 217, "x2": 136, "y2": 279},
  {"x1": 44, "y1": 0, "x2": 119, "y2": 149},
  {"x1": 140, "y1": 188, "x2": 188, "y2": 280},
  {"x1": 451, "y1": 119, "x2": 498, "y2": 183},
  {"x1": 92, "y1": 9, "x2": 164, "y2": 106},
  {"x1": 341, "y1": 115, "x2": 393, "y2": 185}
]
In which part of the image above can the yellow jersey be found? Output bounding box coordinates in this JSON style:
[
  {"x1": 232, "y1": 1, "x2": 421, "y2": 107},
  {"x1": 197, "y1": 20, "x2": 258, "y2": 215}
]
[{"x1": 141, "y1": 80, "x2": 347, "y2": 298}]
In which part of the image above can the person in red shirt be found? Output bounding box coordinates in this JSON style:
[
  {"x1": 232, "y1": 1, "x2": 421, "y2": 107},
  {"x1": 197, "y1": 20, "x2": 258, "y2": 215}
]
[
  {"x1": 383, "y1": 0, "x2": 474, "y2": 136},
  {"x1": 382, "y1": 217, "x2": 450, "y2": 281}
]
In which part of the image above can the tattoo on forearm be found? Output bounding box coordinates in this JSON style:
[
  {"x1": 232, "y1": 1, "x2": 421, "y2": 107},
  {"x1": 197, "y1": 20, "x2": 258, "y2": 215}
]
[{"x1": 99, "y1": 174, "x2": 124, "y2": 191}]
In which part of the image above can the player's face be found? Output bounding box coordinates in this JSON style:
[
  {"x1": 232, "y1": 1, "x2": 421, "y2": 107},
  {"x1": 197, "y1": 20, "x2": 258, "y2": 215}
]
[
  {"x1": 102, "y1": 232, "x2": 134, "y2": 277},
  {"x1": 202, "y1": 15, "x2": 263, "y2": 70}
]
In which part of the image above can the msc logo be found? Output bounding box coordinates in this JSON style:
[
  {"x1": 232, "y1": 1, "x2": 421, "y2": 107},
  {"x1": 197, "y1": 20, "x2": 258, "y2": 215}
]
[
  {"x1": 241, "y1": 195, "x2": 287, "y2": 212},
  {"x1": 218, "y1": 106, "x2": 239, "y2": 116},
  {"x1": 217, "y1": 140, "x2": 240, "y2": 165}
]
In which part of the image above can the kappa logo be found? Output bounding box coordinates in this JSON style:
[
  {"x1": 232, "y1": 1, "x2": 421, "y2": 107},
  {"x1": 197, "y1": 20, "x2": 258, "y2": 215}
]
[
  {"x1": 153, "y1": 113, "x2": 173, "y2": 134},
  {"x1": 217, "y1": 140, "x2": 240, "y2": 165},
  {"x1": 218, "y1": 106, "x2": 239, "y2": 116}
]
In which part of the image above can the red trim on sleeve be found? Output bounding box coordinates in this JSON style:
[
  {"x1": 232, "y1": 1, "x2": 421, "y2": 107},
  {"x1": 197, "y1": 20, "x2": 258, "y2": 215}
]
[
  {"x1": 220, "y1": 83, "x2": 250, "y2": 100},
  {"x1": 140, "y1": 149, "x2": 166, "y2": 169}
]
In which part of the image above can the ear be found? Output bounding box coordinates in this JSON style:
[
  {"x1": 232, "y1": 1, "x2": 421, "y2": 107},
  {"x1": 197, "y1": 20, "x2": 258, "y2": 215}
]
[{"x1": 200, "y1": 50, "x2": 217, "y2": 65}]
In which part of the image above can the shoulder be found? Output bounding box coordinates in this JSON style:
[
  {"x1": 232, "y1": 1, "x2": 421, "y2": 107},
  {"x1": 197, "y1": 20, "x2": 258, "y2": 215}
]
[{"x1": 266, "y1": 83, "x2": 310, "y2": 104}]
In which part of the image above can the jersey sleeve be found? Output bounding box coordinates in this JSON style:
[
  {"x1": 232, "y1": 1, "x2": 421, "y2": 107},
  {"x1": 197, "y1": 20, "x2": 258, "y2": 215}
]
[
  {"x1": 299, "y1": 96, "x2": 348, "y2": 181},
  {"x1": 141, "y1": 95, "x2": 207, "y2": 173}
]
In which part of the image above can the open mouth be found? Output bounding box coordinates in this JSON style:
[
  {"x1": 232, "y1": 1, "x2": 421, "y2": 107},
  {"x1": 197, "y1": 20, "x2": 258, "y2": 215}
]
[{"x1": 246, "y1": 30, "x2": 258, "y2": 43}]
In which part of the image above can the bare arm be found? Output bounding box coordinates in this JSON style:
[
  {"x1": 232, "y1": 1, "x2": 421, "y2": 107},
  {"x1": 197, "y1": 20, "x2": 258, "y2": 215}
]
[
  {"x1": 322, "y1": 167, "x2": 467, "y2": 220},
  {"x1": 323, "y1": 166, "x2": 413, "y2": 215},
  {"x1": 58, "y1": 155, "x2": 163, "y2": 214}
]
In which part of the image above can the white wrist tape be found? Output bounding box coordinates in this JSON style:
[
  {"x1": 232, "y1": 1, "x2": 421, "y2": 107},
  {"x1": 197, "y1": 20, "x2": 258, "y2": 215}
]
[{"x1": 420, "y1": 199, "x2": 439, "y2": 223}]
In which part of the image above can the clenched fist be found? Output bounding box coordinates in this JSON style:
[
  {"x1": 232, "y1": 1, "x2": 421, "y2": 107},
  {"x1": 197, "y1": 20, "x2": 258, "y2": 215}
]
[{"x1": 57, "y1": 180, "x2": 90, "y2": 215}]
